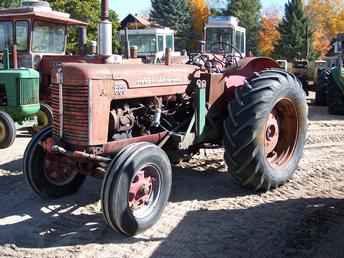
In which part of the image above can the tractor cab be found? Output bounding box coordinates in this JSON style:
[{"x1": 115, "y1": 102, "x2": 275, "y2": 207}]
[
  {"x1": 0, "y1": 0, "x2": 87, "y2": 69},
  {"x1": 204, "y1": 16, "x2": 246, "y2": 57}
]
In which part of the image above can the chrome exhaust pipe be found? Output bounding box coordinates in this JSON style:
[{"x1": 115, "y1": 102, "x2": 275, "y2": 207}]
[{"x1": 98, "y1": 0, "x2": 112, "y2": 56}]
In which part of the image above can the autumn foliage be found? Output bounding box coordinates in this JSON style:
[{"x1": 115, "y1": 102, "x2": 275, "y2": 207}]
[
  {"x1": 258, "y1": 15, "x2": 280, "y2": 57},
  {"x1": 305, "y1": 0, "x2": 344, "y2": 56},
  {"x1": 189, "y1": 0, "x2": 210, "y2": 44}
]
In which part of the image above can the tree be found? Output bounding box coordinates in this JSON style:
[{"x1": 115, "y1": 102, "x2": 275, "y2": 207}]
[
  {"x1": 189, "y1": 0, "x2": 210, "y2": 48},
  {"x1": 306, "y1": 0, "x2": 344, "y2": 57},
  {"x1": 150, "y1": 0, "x2": 192, "y2": 50},
  {"x1": 48, "y1": 0, "x2": 121, "y2": 53},
  {"x1": 224, "y1": 0, "x2": 262, "y2": 55},
  {"x1": 0, "y1": 0, "x2": 20, "y2": 8},
  {"x1": 274, "y1": 0, "x2": 312, "y2": 61},
  {"x1": 258, "y1": 15, "x2": 280, "y2": 57}
]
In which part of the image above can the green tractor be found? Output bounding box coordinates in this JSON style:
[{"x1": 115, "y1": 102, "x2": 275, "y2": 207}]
[
  {"x1": 0, "y1": 48, "x2": 41, "y2": 148},
  {"x1": 328, "y1": 66, "x2": 344, "y2": 115}
]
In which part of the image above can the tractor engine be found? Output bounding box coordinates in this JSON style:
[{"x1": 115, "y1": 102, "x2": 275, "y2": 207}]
[{"x1": 51, "y1": 62, "x2": 196, "y2": 153}]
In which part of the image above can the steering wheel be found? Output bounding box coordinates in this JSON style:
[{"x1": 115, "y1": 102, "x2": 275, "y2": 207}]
[
  {"x1": 189, "y1": 53, "x2": 209, "y2": 67},
  {"x1": 209, "y1": 41, "x2": 244, "y2": 59},
  {"x1": 207, "y1": 41, "x2": 243, "y2": 70}
]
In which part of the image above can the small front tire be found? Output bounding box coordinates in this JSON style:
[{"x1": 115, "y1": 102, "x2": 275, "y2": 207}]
[{"x1": 101, "y1": 142, "x2": 172, "y2": 236}]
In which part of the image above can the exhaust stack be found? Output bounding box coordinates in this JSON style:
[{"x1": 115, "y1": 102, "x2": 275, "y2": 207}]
[{"x1": 98, "y1": 0, "x2": 112, "y2": 56}]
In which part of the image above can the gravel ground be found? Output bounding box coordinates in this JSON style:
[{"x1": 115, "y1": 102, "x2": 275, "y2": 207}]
[{"x1": 1, "y1": 104, "x2": 344, "y2": 258}]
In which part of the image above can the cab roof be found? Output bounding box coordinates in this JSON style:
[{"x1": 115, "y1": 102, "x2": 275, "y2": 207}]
[{"x1": 0, "y1": 6, "x2": 87, "y2": 26}]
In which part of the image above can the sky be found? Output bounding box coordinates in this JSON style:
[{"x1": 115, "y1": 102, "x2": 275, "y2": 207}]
[{"x1": 110, "y1": 0, "x2": 289, "y2": 20}]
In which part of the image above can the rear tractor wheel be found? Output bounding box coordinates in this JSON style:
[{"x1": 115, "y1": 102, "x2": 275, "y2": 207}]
[
  {"x1": 224, "y1": 69, "x2": 308, "y2": 191},
  {"x1": 23, "y1": 127, "x2": 86, "y2": 199},
  {"x1": 101, "y1": 142, "x2": 172, "y2": 236},
  {"x1": 0, "y1": 111, "x2": 16, "y2": 149}
]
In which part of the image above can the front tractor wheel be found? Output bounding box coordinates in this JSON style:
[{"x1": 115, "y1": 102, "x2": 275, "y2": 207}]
[
  {"x1": 101, "y1": 142, "x2": 172, "y2": 236},
  {"x1": 0, "y1": 111, "x2": 16, "y2": 149},
  {"x1": 224, "y1": 69, "x2": 308, "y2": 191},
  {"x1": 23, "y1": 127, "x2": 86, "y2": 199}
]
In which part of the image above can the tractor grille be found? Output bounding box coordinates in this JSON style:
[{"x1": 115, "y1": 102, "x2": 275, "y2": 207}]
[
  {"x1": 51, "y1": 83, "x2": 89, "y2": 146},
  {"x1": 18, "y1": 78, "x2": 39, "y2": 105}
]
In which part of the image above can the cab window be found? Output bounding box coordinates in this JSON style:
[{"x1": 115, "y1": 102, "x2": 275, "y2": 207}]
[
  {"x1": 158, "y1": 35, "x2": 164, "y2": 52},
  {"x1": 32, "y1": 21, "x2": 66, "y2": 53},
  {"x1": 0, "y1": 21, "x2": 13, "y2": 51},
  {"x1": 16, "y1": 21, "x2": 29, "y2": 51}
]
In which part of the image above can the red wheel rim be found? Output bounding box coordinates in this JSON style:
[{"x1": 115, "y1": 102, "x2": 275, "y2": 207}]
[
  {"x1": 44, "y1": 154, "x2": 78, "y2": 186},
  {"x1": 128, "y1": 164, "x2": 161, "y2": 218},
  {"x1": 264, "y1": 98, "x2": 299, "y2": 168}
]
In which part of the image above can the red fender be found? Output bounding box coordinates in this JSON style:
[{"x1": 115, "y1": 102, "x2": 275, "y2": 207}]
[{"x1": 223, "y1": 57, "x2": 280, "y2": 100}]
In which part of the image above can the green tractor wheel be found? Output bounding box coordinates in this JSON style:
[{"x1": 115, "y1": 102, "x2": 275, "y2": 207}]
[
  {"x1": 0, "y1": 111, "x2": 16, "y2": 149},
  {"x1": 31, "y1": 104, "x2": 53, "y2": 134}
]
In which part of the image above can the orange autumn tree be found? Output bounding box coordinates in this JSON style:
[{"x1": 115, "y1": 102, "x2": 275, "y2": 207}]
[
  {"x1": 189, "y1": 0, "x2": 210, "y2": 48},
  {"x1": 258, "y1": 15, "x2": 280, "y2": 57},
  {"x1": 306, "y1": 0, "x2": 344, "y2": 56}
]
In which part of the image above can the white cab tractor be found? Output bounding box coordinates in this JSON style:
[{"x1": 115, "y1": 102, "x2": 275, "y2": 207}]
[
  {"x1": 203, "y1": 16, "x2": 246, "y2": 57},
  {"x1": 119, "y1": 27, "x2": 179, "y2": 63}
]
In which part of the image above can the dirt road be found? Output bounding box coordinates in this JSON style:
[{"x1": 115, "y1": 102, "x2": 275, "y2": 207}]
[{"x1": 1, "y1": 105, "x2": 344, "y2": 258}]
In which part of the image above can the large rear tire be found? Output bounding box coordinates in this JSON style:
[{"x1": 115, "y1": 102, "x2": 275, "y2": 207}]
[
  {"x1": 101, "y1": 142, "x2": 172, "y2": 236},
  {"x1": 0, "y1": 111, "x2": 16, "y2": 149},
  {"x1": 23, "y1": 127, "x2": 86, "y2": 199},
  {"x1": 223, "y1": 69, "x2": 308, "y2": 191}
]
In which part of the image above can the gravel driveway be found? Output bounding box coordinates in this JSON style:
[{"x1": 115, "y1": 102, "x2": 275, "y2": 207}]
[{"x1": 0, "y1": 105, "x2": 344, "y2": 258}]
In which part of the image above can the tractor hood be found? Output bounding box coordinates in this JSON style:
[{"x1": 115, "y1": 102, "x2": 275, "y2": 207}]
[{"x1": 52, "y1": 63, "x2": 196, "y2": 88}]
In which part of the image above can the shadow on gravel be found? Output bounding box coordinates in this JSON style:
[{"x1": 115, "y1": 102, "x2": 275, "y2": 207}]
[
  {"x1": 0, "y1": 174, "x2": 164, "y2": 249},
  {"x1": 0, "y1": 159, "x2": 23, "y2": 173},
  {"x1": 0, "y1": 157, "x2": 252, "y2": 250},
  {"x1": 150, "y1": 197, "x2": 344, "y2": 258},
  {"x1": 171, "y1": 166, "x2": 253, "y2": 202},
  {"x1": 3, "y1": 157, "x2": 341, "y2": 257}
]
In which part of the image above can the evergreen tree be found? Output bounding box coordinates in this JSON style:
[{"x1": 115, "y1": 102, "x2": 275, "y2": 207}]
[
  {"x1": 274, "y1": 0, "x2": 312, "y2": 60},
  {"x1": 150, "y1": 0, "x2": 192, "y2": 50},
  {"x1": 224, "y1": 0, "x2": 261, "y2": 55}
]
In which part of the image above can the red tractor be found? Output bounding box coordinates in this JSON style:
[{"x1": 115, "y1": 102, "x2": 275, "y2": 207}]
[{"x1": 23, "y1": 1, "x2": 308, "y2": 236}]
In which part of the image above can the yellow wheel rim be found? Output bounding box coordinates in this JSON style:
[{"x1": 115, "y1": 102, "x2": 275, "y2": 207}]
[
  {"x1": 36, "y1": 111, "x2": 49, "y2": 128},
  {"x1": 0, "y1": 121, "x2": 6, "y2": 143}
]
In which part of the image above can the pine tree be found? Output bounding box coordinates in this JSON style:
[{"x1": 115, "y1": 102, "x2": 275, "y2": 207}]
[
  {"x1": 150, "y1": 0, "x2": 192, "y2": 50},
  {"x1": 224, "y1": 0, "x2": 261, "y2": 55},
  {"x1": 274, "y1": 0, "x2": 312, "y2": 60}
]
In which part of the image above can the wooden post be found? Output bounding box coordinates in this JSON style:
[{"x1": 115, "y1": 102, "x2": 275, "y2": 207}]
[{"x1": 165, "y1": 48, "x2": 171, "y2": 65}]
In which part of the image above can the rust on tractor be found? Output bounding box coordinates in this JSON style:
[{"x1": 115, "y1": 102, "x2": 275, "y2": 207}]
[
  {"x1": 265, "y1": 98, "x2": 299, "y2": 168},
  {"x1": 51, "y1": 63, "x2": 195, "y2": 146}
]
